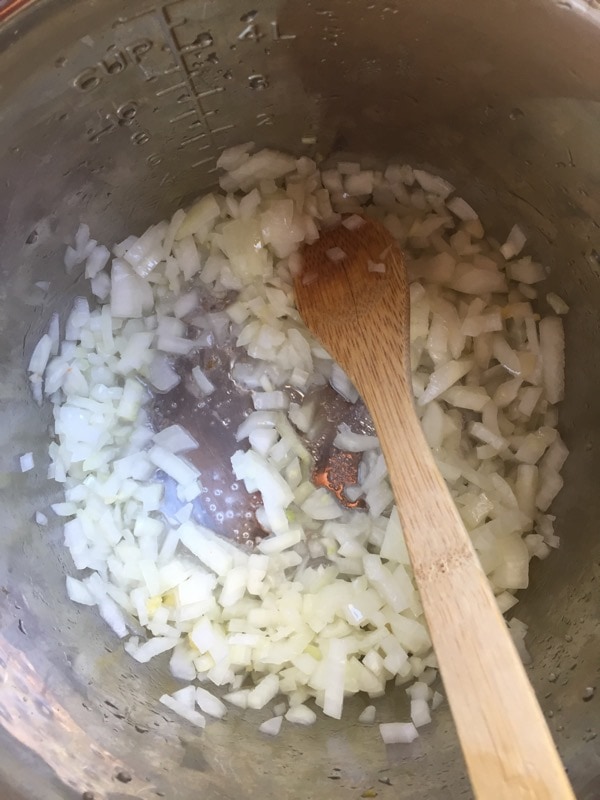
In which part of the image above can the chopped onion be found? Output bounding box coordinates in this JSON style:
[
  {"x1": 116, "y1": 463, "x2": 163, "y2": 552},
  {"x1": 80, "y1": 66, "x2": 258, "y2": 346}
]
[
  {"x1": 42, "y1": 150, "x2": 567, "y2": 740},
  {"x1": 259, "y1": 715, "x2": 283, "y2": 736},
  {"x1": 500, "y1": 225, "x2": 527, "y2": 260},
  {"x1": 28, "y1": 334, "x2": 52, "y2": 375},
  {"x1": 153, "y1": 424, "x2": 198, "y2": 453},
  {"x1": 326, "y1": 247, "x2": 347, "y2": 263},
  {"x1": 342, "y1": 214, "x2": 365, "y2": 230},
  {"x1": 192, "y1": 365, "x2": 215, "y2": 395},
  {"x1": 358, "y1": 705, "x2": 376, "y2": 724},
  {"x1": 148, "y1": 353, "x2": 181, "y2": 393},
  {"x1": 330, "y1": 363, "x2": 359, "y2": 403},
  {"x1": 546, "y1": 292, "x2": 569, "y2": 315},
  {"x1": 379, "y1": 721, "x2": 419, "y2": 745},
  {"x1": 539, "y1": 317, "x2": 565, "y2": 404},
  {"x1": 413, "y1": 169, "x2": 454, "y2": 198},
  {"x1": 285, "y1": 704, "x2": 317, "y2": 725},
  {"x1": 19, "y1": 452, "x2": 34, "y2": 472}
]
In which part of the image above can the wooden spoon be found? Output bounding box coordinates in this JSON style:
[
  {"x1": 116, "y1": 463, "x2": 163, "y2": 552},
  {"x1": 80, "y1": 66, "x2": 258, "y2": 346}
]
[{"x1": 297, "y1": 219, "x2": 574, "y2": 800}]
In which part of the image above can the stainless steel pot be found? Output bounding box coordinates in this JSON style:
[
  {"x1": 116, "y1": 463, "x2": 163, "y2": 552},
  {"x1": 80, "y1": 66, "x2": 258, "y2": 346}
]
[{"x1": 0, "y1": 1, "x2": 598, "y2": 798}]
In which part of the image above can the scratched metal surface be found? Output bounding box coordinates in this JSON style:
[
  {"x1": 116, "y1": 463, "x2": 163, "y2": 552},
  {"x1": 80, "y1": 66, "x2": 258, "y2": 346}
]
[{"x1": 0, "y1": 1, "x2": 599, "y2": 799}]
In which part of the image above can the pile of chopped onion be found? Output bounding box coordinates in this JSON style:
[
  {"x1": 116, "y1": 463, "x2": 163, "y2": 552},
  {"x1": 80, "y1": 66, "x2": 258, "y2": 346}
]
[{"x1": 28, "y1": 145, "x2": 568, "y2": 742}]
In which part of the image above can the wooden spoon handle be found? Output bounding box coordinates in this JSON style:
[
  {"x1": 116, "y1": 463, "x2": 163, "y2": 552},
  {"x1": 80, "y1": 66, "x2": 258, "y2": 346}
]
[{"x1": 363, "y1": 376, "x2": 574, "y2": 800}]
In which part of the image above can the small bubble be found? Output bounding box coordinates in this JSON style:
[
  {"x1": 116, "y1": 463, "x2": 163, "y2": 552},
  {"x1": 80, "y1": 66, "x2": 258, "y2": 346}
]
[
  {"x1": 55, "y1": 56, "x2": 67, "y2": 67},
  {"x1": 248, "y1": 74, "x2": 268, "y2": 90},
  {"x1": 509, "y1": 108, "x2": 524, "y2": 120},
  {"x1": 225, "y1": 510, "x2": 234, "y2": 519},
  {"x1": 82, "y1": 792, "x2": 95, "y2": 800},
  {"x1": 240, "y1": 10, "x2": 257, "y2": 22},
  {"x1": 231, "y1": 483, "x2": 238, "y2": 491},
  {"x1": 582, "y1": 686, "x2": 595, "y2": 701},
  {"x1": 216, "y1": 513, "x2": 224, "y2": 523},
  {"x1": 209, "y1": 504, "x2": 217, "y2": 512},
  {"x1": 206, "y1": 52, "x2": 219, "y2": 64},
  {"x1": 214, "y1": 488, "x2": 222, "y2": 496},
  {"x1": 115, "y1": 771, "x2": 132, "y2": 783},
  {"x1": 223, "y1": 70, "x2": 233, "y2": 80},
  {"x1": 26, "y1": 230, "x2": 38, "y2": 245}
]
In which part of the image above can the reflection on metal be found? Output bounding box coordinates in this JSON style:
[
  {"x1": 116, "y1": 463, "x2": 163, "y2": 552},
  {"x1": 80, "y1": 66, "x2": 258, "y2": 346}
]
[{"x1": 0, "y1": 636, "x2": 152, "y2": 798}]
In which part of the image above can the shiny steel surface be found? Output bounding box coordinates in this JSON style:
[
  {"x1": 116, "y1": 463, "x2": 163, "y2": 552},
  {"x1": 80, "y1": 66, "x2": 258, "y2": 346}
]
[{"x1": 0, "y1": 1, "x2": 598, "y2": 798}]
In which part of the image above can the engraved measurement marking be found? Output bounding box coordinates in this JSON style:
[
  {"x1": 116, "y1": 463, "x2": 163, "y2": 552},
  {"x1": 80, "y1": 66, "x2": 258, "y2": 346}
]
[
  {"x1": 156, "y1": 6, "x2": 216, "y2": 155},
  {"x1": 256, "y1": 113, "x2": 274, "y2": 127},
  {"x1": 155, "y1": 80, "x2": 187, "y2": 97},
  {"x1": 210, "y1": 124, "x2": 235, "y2": 135},
  {"x1": 73, "y1": 40, "x2": 155, "y2": 91},
  {"x1": 270, "y1": 20, "x2": 297, "y2": 40},
  {"x1": 85, "y1": 100, "x2": 144, "y2": 143},
  {"x1": 237, "y1": 19, "x2": 297, "y2": 41},
  {"x1": 74, "y1": 4, "x2": 296, "y2": 169},
  {"x1": 191, "y1": 156, "x2": 218, "y2": 170},
  {"x1": 170, "y1": 109, "x2": 197, "y2": 123}
]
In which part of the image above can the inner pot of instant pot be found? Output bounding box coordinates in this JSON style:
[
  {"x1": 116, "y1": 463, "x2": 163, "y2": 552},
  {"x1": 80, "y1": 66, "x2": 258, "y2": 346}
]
[{"x1": 0, "y1": 1, "x2": 599, "y2": 798}]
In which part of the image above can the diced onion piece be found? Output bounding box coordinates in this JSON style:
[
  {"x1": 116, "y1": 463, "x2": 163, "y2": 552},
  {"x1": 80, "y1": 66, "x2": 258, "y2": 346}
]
[
  {"x1": 509, "y1": 258, "x2": 546, "y2": 284},
  {"x1": 148, "y1": 445, "x2": 199, "y2": 486},
  {"x1": 342, "y1": 214, "x2": 365, "y2": 230},
  {"x1": 160, "y1": 692, "x2": 206, "y2": 728},
  {"x1": 259, "y1": 715, "x2": 283, "y2": 736},
  {"x1": 410, "y1": 697, "x2": 432, "y2": 727},
  {"x1": 20, "y1": 452, "x2": 34, "y2": 472},
  {"x1": 248, "y1": 674, "x2": 280, "y2": 710},
  {"x1": 379, "y1": 721, "x2": 419, "y2": 744},
  {"x1": 326, "y1": 247, "x2": 347, "y2": 263},
  {"x1": 546, "y1": 292, "x2": 569, "y2": 315},
  {"x1": 192, "y1": 365, "x2": 215, "y2": 395},
  {"x1": 333, "y1": 423, "x2": 379, "y2": 452},
  {"x1": 153, "y1": 424, "x2": 198, "y2": 453},
  {"x1": 196, "y1": 687, "x2": 227, "y2": 719},
  {"x1": 285, "y1": 704, "x2": 317, "y2": 725},
  {"x1": 178, "y1": 522, "x2": 233, "y2": 577},
  {"x1": 330, "y1": 363, "x2": 359, "y2": 403},
  {"x1": 28, "y1": 334, "x2": 53, "y2": 375},
  {"x1": 418, "y1": 359, "x2": 473, "y2": 406},
  {"x1": 148, "y1": 353, "x2": 181, "y2": 393},
  {"x1": 500, "y1": 224, "x2": 527, "y2": 260},
  {"x1": 358, "y1": 705, "x2": 376, "y2": 724},
  {"x1": 539, "y1": 317, "x2": 565, "y2": 404},
  {"x1": 413, "y1": 169, "x2": 454, "y2": 198},
  {"x1": 446, "y1": 196, "x2": 478, "y2": 221},
  {"x1": 322, "y1": 639, "x2": 347, "y2": 720},
  {"x1": 253, "y1": 391, "x2": 288, "y2": 410}
]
